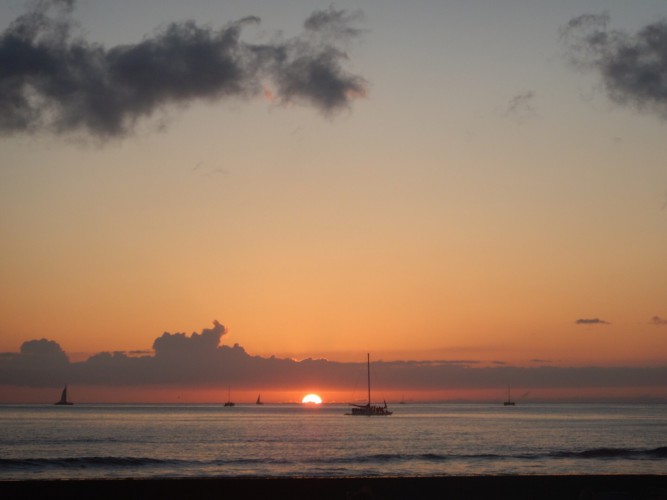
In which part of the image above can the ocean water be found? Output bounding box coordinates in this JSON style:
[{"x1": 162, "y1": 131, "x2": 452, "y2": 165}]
[{"x1": 1, "y1": 403, "x2": 666, "y2": 480}]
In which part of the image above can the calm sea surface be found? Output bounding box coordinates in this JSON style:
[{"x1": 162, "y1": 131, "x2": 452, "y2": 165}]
[{"x1": 1, "y1": 403, "x2": 666, "y2": 480}]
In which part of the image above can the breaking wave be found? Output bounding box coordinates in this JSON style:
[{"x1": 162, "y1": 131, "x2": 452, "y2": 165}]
[{"x1": 2, "y1": 447, "x2": 665, "y2": 472}]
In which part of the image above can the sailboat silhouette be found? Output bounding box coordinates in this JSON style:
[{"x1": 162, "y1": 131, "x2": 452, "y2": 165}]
[
  {"x1": 503, "y1": 385, "x2": 515, "y2": 406},
  {"x1": 224, "y1": 386, "x2": 234, "y2": 407},
  {"x1": 346, "y1": 353, "x2": 392, "y2": 416},
  {"x1": 54, "y1": 385, "x2": 73, "y2": 406}
]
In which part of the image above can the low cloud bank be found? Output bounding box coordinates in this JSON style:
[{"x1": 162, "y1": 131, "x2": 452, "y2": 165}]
[{"x1": 1, "y1": 321, "x2": 666, "y2": 394}]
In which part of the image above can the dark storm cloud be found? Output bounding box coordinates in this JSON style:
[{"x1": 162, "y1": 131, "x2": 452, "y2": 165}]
[
  {"x1": 561, "y1": 13, "x2": 667, "y2": 119},
  {"x1": 0, "y1": 1, "x2": 366, "y2": 139},
  {"x1": 2, "y1": 321, "x2": 667, "y2": 399},
  {"x1": 575, "y1": 318, "x2": 610, "y2": 325}
]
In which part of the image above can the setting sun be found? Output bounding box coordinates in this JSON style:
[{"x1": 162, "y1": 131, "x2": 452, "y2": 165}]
[{"x1": 301, "y1": 393, "x2": 322, "y2": 404}]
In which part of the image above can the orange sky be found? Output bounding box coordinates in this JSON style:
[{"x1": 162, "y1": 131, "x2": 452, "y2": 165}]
[
  {"x1": 5, "y1": 384, "x2": 667, "y2": 405},
  {"x1": 1, "y1": 1, "x2": 667, "y2": 403},
  {"x1": 2, "y1": 320, "x2": 666, "y2": 403}
]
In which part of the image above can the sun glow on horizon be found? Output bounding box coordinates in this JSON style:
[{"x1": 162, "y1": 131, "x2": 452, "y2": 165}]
[{"x1": 301, "y1": 393, "x2": 322, "y2": 404}]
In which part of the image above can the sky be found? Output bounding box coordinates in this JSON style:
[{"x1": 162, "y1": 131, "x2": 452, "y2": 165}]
[{"x1": 1, "y1": 0, "x2": 667, "y2": 403}]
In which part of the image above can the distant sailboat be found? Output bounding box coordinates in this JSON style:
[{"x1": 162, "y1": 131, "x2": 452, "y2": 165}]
[
  {"x1": 54, "y1": 385, "x2": 73, "y2": 406},
  {"x1": 346, "y1": 353, "x2": 392, "y2": 416},
  {"x1": 224, "y1": 386, "x2": 235, "y2": 407},
  {"x1": 256, "y1": 394, "x2": 264, "y2": 405},
  {"x1": 503, "y1": 385, "x2": 515, "y2": 406}
]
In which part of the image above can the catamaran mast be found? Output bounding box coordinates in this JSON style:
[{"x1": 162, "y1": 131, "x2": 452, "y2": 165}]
[{"x1": 367, "y1": 353, "x2": 371, "y2": 405}]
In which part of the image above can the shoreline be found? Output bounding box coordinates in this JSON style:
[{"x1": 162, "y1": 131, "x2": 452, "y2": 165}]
[{"x1": 2, "y1": 475, "x2": 666, "y2": 499}]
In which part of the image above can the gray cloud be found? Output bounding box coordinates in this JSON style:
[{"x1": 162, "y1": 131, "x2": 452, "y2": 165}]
[
  {"x1": 0, "y1": 1, "x2": 367, "y2": 139},
  {"x1": 575, "y1": 318, "x2": 610, "y2": 325},
  {"x1": 561, "y1": 13, "x2": 667, "y2": 119},
  {"x1": 0, "y1": 338, "x2": 69, "y2": 386},
  {"x1": 650, "y1": 316, "x2": 667, "y2": 326},
  {"x1": 502, "y1": 90, "x2": 537, "y2": 122},
  {"x1": 20, "y1": 338, "x2": 68, "y2": 359},
  {"x1": 2, "y1": 321, "x2": 666, "y2": 400},
  {"x1": 153, "y1": 320, "x2": 227, "y2": 359}
]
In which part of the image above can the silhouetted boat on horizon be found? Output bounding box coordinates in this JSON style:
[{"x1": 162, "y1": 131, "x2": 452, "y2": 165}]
[
  {"x1": 54, "y1": 385, "x2": 73, "y2": 406},
  {"x1": 224, "y1": 386, "x2": 234, "y2": 407},
  {"x1": 504, "y1": 385, "x2": 515, "y2": 406},
  {"x1": 256, "y1": 394, "x2": 263, "y2": 405},
  {"x1": 346, "y1": 353, "x2": 392, "y2": 416}
]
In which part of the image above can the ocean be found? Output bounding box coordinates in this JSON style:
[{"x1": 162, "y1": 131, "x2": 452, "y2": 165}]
[{"x1": 1, "y1": 403, "x2": 666, "y2": 480}]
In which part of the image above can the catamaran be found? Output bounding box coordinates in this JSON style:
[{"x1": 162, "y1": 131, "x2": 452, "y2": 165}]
[
  {"x1": 224, "y1": 386, "x2": 235, "y2": 407},
  {"x1": 346, "y1": 353, "x2": 392, "y2": 416},
  {"x1": 54, "y1": 385, "x2": 73, "y2": 406},
  {"x1": 503, "y1": 385, "x2": 515, "y2": 406}
]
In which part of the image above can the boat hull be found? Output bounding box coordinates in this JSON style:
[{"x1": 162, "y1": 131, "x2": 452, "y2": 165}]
[
  {"x1": 346, "y1": 406, "x2": 392, "y2": 416},
  {"x1": 54, "y1": 386, "x2": 73, "y2": 405},
  {"x1": 345, "y1": 354, "x2": 392, "y2": 416}
]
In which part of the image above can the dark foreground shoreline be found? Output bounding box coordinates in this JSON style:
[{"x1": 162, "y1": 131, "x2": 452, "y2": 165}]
[{"x1": 2, "y1": 475, "x2": 666, "y2": 499}]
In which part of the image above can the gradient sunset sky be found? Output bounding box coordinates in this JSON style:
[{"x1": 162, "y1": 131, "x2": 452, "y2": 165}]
[{"x1": 1, "y1": 0, "x2": 667, "y2": 402}]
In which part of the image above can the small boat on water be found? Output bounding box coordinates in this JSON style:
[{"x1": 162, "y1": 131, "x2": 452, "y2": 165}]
[
  {"x1": 346, "y1": 353, "x2": 392, "y2": 416},
  {"x1": 503, "y1": 385, "x2": 515, "y2": 406},
  {"x1": 54, "y1": 385, "x2": 73, "y2": 406},
  {"x1": 256, "y1": 394, "x2": 264, "y2": 405},
  {"x1": 224, "y1": 386, "x2": 235, "y2": 407}
]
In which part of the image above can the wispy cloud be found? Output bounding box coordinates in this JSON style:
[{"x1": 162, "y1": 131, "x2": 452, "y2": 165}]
[
  {"x1": 650, "y1": 316, "x2": 667, "y2": 326},
  {"x1": 502, "y1": 90, "x2": 537, "y2": 123},
  {"x1": 0, "y1": 0, "x2": 367, "y2": 140},
  {"x1": 575, "y1": 318, "x2": 610, "y2": 325},
  {"x1": 561, "y1": 13, "x2": 667, "y2": 120}
]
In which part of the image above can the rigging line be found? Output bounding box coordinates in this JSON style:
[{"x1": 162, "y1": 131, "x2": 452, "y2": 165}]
[{"x1": 349, "y1": 359, "x2": 367, "y2": 404}]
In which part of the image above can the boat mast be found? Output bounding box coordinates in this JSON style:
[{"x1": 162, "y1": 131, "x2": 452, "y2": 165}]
[{"x1": 367, "y1": 353, "x2": 371, "y2": 406}]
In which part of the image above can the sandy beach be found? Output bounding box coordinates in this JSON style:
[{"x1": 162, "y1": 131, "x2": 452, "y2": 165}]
[{"x1": 1, "y1": 475, "x2": 666, "y2": 499}]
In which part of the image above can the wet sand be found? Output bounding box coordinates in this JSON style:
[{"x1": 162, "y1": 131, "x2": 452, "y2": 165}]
[{"x1": 1, "y1": 475, "x2": 666, "y2": 499}]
